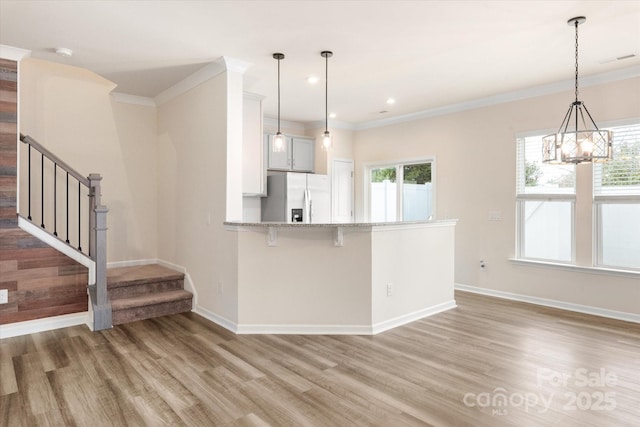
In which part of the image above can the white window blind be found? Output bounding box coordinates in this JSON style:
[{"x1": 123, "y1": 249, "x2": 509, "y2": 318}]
[
  {"x1": 594, "y1": 124, "x2": 640, "y2": 197},
  {"x1": 517, "y1": 136, "x2": 575, "y2": 195}
]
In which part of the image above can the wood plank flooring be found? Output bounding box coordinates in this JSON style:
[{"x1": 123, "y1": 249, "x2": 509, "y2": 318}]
[{"x1": 1, "y1": 291, "x2": 639, "y2": 426}]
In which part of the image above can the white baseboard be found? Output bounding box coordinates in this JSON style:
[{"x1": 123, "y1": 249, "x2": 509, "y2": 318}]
[
  {"x1": 156, "y1": 259, "x2": 199, "y2": 310},
  {"x1": 0, "y1": 312, "x2": 88, "y2": 340},
  {"x1": 195, "y1": 300, "x2": 457, "y2": 336},
  {"x1": 455, "y1": 283, "x2": 640, "y2": 324},
  {"x1": 371, "y1": 300, "x2": 457, "y2": 334},
  {"x1": 236, "y1": 323, "x2": 373, "y2": 335},
  {"x1": 18, "y1": 216, "x2": 95, "y2": 285},
  {"x1": 106, "y1": 258, "x2": 158, "y2": 268},
  {"x1": 195, "y1": 305, "x2": 238, "y2": 333}
]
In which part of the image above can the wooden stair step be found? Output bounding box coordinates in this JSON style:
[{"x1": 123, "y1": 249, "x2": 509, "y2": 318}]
[
  {"x1": 107, "y1": 264, "x2": 184, "y2": 289},
  {"x1": 107, "y1": 264, "x2": 193, "y2": 326},
  {"x1": 110, "y1": 289, "x2": 192, "y2": 310},
  {"x1": 111, "y1": 290, "x2": 193, "y2": 325}
]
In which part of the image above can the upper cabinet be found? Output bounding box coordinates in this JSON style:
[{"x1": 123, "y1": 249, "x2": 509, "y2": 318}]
[
  {"x1": 243, "y1": 93, "x2": 266, "y2": 196},
  {"x1": 266, "y1": 134, "x2": 315, "y2": 173}
]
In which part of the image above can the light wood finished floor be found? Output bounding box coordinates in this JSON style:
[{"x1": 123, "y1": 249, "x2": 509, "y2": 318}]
[{"x1": 1, "y1": 291, "x2": 639, "y2": 426}]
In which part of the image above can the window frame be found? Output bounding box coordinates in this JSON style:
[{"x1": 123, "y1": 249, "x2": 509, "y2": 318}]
[
  {"x1": 516, "y1": 134, "x2": 576, "y2": 263},
  {"x1": 364, "y1": 157, "x2": 436, "y2": 222},
  {"x1": 516, "y1": 119, "x2": 640, "y2": 272}
]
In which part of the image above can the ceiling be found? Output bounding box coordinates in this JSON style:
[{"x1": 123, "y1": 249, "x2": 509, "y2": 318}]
[{"x1": 1, "y1": 1, "x2": 639, "y2": 126}]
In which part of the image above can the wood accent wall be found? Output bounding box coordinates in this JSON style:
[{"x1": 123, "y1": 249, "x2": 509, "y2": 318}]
[{"x1": 0, "y1": 58, "x2": 88, "y2": 325}]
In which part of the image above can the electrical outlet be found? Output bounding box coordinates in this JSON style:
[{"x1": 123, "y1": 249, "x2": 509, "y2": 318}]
[
  {"x1": 387, "y1": 283, "x2": 394, "y2": 297},
  {"x1": 480, "y1": 260, "x2": 486, "y2": 271},
  {"x1": 0, "y1": 289, "x2": 8, "y2": 304},
  {"x1": 218, "y1": 282, "x2": 224, "y2": 294}
]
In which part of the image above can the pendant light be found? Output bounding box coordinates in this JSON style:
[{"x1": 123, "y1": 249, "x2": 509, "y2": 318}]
[
  {"x1": 272, "y1": 53, "x2": 286, "y2": 153},
  {"x1": 321, "y1": 50, "x2": 333, "y2": 151},
  {"x1": 542, "y1": 17, "x2": 612, "y2": 164}
]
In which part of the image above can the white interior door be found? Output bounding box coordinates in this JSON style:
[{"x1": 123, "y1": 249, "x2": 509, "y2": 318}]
[{"x1": 332, "y1": 159, "x2": 354, "y2": 223}]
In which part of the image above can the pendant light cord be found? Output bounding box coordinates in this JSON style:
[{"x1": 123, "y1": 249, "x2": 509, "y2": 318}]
[
  {"x1": 325, "y1": 53, "x2": 329, "y2": 132},
  {"x1": 277, "y1": 56, "x2": 281, "y2": 134}
]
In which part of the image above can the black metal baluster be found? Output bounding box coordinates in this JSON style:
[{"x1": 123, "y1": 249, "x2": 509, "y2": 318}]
[
  {"x1": 53, "y1": 163, "x2": 58, "y2": 236},
  {"x1": 78, "y1": 181, "x2": 82, "y2": 251},
  {"x1": 66, "y1": 172, "x2": 70, "y2": 244},
  {"x1": 41, "y1": 153, "x2": 45, "y2": 228},
  {"x1": 27, "y1": 145, "x2": 32, "y2": 220}
]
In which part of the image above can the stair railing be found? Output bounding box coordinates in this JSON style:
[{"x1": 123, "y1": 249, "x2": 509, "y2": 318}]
[{"x1": 19, "y1": 134, "x2": 111, "y2": 330}]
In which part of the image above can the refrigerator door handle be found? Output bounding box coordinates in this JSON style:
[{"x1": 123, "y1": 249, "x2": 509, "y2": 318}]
[{"x1": 304, "y1": 188, "x2": 310, "y2": 223}]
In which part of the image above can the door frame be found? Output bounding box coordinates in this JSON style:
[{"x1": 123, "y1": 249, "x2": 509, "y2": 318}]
[{"x1": 331, "y1": 158, "x2": 354, "y2": 223}]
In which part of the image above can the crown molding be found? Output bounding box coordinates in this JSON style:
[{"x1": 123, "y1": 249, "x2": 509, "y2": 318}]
[
  {"x1": 154, "y1": 56, "x2": 252, "y2": 106},
  {"x1": 243, "y1": 91, "x2": 265, "y2": 101},
  {"x1": 224, "y1": 56, "x2": 252, "y2": 74},
  {"x1": 111, "y1": 92, "x2": 156, "y2": 107},
  {"x1": 354, "y1": 65, "x2": 640, "y2": 131},
  {"x1": 0, "y1": 44, "x2": 31, "y2": 61},
  {"x1": 263, "y1": 116, "x2": 307, "y2": 132},
  {"x1": 304, "y1": 119, "x2": 356, "y2": 131}
]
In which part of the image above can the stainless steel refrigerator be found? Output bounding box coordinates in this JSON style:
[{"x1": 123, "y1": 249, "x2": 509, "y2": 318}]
[{"x1": 261, "y1": 172, "x2": 331, "y2": 223}]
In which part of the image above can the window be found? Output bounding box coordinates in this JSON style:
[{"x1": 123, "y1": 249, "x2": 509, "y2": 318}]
[
  {"x1": 516, "y1": 122, "x2": 640, "y2": 271},
  {"x1": 368, "y1": 161, "x2": 433, "y2": 222},
  {"x1": 594, "y1": 124, "x2": 640, "y2": 270},
  {"x1": 516, "y1": 135, "x2": 575, "y2": 262}
]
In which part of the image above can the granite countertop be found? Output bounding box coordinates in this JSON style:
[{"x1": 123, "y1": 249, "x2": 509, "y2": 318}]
[{"x1": 224, "y1": 219, "x2": 458, "y2": 228}]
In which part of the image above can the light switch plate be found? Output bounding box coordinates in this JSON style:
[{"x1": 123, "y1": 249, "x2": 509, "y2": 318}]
[
  {"x1": 0, "y1": 289, "x2": 8, "y2": 304},
  {"x1": 488, "y1": 210, "x2": 502, "y2": 221}
]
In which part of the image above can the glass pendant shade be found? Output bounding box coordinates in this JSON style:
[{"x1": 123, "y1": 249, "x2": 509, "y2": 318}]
[
  {"x1": 272, "y1": 132, "x2": 286, "y2": 153},
  {"x1": 321, "y1": 130, "x2": 332, "y2": 151}
]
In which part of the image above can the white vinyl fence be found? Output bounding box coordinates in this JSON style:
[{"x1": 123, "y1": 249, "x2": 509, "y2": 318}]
[{"x1": 371, "y1": 180, "x2": 432, "y2": 222}]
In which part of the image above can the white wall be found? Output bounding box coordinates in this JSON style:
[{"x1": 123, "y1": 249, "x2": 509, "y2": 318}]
[
  {"x1": 236, "y1": 227, "x2": 372, "y2": 327},
  {"x1": 19, "y1": 58, "x2": 159, "y2": 262},
  {"x1": 306, "y1": 126, "x2": 355, "y2": 175},
  {"x1": 156, "y1": 65, "x2": 244, "y2": 324},
  {"x1": 353, "y1": 76, "x2": 640, "y2": 316}
]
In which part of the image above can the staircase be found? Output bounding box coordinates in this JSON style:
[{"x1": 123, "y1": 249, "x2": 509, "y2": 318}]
[
  {"x1": 107, "y1": 264, "x2": 193, "y2": 325},
  {"x1": 15, "y1": 132, "x2": 194, "y2": 330}
]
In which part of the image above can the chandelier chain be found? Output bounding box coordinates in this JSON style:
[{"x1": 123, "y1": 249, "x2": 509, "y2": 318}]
[{"x1": 574, "y1": 19, "x2": 579, "y2": 102}]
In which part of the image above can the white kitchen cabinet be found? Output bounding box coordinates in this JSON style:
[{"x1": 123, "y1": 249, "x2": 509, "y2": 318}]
[
  {"x1": 267, "y1": 134, "x2": 292, "y2": 170},
  {"x1": 266, "y1": 134, "x2": 315, "y2": 172},
  {"x1": 291, "y1": 137, "x2": 314, "y2": 172},
  {"x1": 243, "y1": 93, "x2": 266, "y2": 196}
]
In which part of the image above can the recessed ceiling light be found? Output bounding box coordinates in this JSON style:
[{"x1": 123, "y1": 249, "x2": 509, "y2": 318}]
[
  {"x1": 329, "y1": 112, "x2": 337, "y2": 119},
  {"x1": 386, "y1": 98, "x2": 396, "y2": 105},
  {"x1": 307, "y1": 75, "x2": 319, "y2": 84},
  {"x1": 55, "y1": 47, "x2": 73, "y2": 57}
]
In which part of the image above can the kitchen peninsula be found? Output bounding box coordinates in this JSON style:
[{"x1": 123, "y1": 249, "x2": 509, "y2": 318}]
[{"x1": 224, "y1": 219, "x2": 457, "y2": 334}]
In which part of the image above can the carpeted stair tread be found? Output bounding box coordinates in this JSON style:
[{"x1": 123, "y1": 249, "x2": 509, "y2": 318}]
[
  {"x1": 107, "y1": 264, "x2": 183, "y2": 289},
  {"x1": 111, "y1": 289, "x2": 192, "y2": 311}
]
